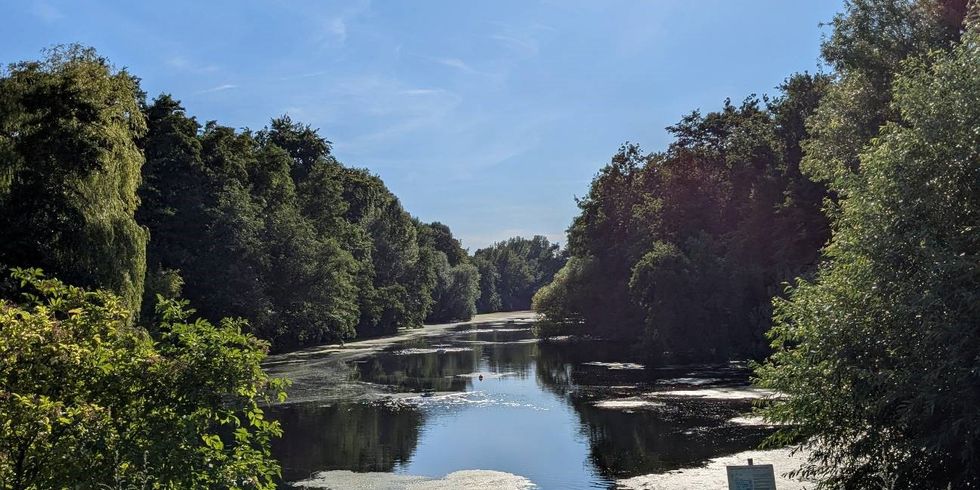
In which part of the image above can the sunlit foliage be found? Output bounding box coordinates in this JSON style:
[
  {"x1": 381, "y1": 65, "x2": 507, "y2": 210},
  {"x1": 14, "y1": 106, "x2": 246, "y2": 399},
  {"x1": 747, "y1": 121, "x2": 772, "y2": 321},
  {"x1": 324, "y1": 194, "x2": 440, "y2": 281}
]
[
  {"x1": 0, "y1": 46, "x2": 148, "y2": 314},
  {"x1": 0, "y1": 269, "x2": 285, "y2": 489},
  {"x1": 757, "y1": 21, "x2": 980, "y2": 489},
  {"x1": 474, "y1": 236, "x2": 566, "y2": 313}
]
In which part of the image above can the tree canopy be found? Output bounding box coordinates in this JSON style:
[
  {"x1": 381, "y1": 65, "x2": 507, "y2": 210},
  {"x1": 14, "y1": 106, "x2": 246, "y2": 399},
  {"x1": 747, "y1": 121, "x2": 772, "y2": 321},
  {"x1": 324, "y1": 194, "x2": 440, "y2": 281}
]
[
  {"x1": 474, "y1": 236, "x2": 566, "y2": 313},
  {"x1": 535, "y1": 75, "x2": 830, "y2": 360},
  {"x1": 756, "y1": 4, "x2": 980, "y2": 487},
  {"x1": 533, "y1": 0, "x2": 979, "y2": 485},
  {"x1": 0, "y1": 46, "x2": 148, "y2": 314},
  {"x1": 0, "y1": 44, "x2": 544, "y2": 359}
]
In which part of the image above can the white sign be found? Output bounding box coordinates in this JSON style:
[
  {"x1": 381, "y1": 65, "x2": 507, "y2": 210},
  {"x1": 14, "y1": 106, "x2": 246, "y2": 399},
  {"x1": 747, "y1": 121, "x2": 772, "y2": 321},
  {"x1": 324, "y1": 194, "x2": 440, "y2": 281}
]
[{"x1": 726, "y1": 464, "x2": 776, "y2": 490}]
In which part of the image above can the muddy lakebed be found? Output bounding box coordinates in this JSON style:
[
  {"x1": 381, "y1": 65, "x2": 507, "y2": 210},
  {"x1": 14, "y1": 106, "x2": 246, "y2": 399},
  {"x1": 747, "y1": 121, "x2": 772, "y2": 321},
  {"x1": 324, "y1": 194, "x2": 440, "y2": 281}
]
[{"x1": 263, "y1": 312, "x2": 808, "y2": 489}]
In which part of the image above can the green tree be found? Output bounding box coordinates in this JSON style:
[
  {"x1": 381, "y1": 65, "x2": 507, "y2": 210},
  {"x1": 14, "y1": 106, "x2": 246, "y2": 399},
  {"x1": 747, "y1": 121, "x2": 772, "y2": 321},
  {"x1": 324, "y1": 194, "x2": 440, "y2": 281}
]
[
  {"x1": 531, "y1": 256, "x2": 592, "y2": 335},
  {"x1": 473, "y1": 254, "x2": 503, "y2": 313},
  {"x1": 137, "y1": 95, "x2": 210, "y2": 321},
  {"x1": 474, "y1": 236, "x2": 565, "y2": 312},
  {"x1": 257, "y1": 115, "x2": 330, "y2": 182},
  {"x1": 0, "y1": 46, "x2": 148, "y2": 313},
  {"x1": 757, "y1": 28, "x2": 980, "y2": 487},
  {"x1": 250, "y1": 143, "x2": 359, "y2": 349},
  {"x1": 336, "y1": 167, "x2": 438, "y2": 336},
  {"x1": 0, "y1": 269, "x2": 285, "y2": 489},
  {"x1": 425, "y1": 252, "x2": 480, "y2": 323},
  {"x1": 537, "y1": 78, "x2": 829, "y2": 359},
  {"x1": 423, "y1": 222, "x2": 467, "y2": 267},
  {"x1": 139, "y1": 108, "x2": 363, "y2": 351},
  {"x1": 803, "y1": 0, "x2": 968, "y2": 187},
  {"x1": 629, "y1": 237, "x2": 736, "y2": 361},
  {"x1": 419, "y1": 222, "x2": 480, "y2": 322},
  {"x1": 185, "y1": 122, "x2": 273, "y2": 330}
]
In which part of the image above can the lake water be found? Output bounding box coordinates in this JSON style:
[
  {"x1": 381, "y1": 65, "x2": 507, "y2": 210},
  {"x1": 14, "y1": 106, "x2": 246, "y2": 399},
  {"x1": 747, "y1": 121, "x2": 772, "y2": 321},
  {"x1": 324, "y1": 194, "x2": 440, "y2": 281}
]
[{"x1": 264, "y1": 313, "x2": 785, "y2": 489}]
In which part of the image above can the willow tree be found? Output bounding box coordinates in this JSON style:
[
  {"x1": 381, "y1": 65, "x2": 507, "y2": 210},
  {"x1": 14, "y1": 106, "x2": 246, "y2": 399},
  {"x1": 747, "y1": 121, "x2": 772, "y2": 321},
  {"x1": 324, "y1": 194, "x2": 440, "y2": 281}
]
[{"x1": 0, "y1": 45, "x2": 147, "y2": 312}]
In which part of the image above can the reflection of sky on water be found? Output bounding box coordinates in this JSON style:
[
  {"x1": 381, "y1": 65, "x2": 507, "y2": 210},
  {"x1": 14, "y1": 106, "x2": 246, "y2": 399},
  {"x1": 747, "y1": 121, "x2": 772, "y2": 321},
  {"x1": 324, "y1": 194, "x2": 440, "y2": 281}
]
[
  {"x1": 393, "y1": 360, "x2": 599, "y2": 489},
  {"x1": 269, "y1": 319, "x2": 779, "y2": 488}
]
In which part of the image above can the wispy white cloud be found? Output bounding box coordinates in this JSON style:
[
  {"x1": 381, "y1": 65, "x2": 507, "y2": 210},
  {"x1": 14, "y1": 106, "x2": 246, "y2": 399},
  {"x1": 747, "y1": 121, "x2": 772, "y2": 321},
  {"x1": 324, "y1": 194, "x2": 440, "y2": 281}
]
[
  {"x1": 167, "y1": 56, "x2": 190, "y2": 69},
  {"x1": 30, "y1": 2, "x2": 63, "y2": 22},
  {"x1": 317, "y1": 75, "x2": 462, "y2": 153},
  {"x1": 414, "y1": 55, "x2": 503, "y2": 80},
  {"x1": 324, "y1": 17, "x2": 347, "y2": 43},
  {"x1": 457, "y1": 140, "x2": 535, "y2": 174},
  {"x1": 488, "y1": 21, "x2": 559, "y2": 61},
  {"x1": 433, "y1": 57, "x2": 476, "y2": 73},
  {"x1": 491, "y1": 34, "x2": 539, "y2": 58},
  {"x1": 278, "y1": 70, "x2": 331, "y2": 81},
  {"x1": 167, "y1": 56, "x2": 220, "y2": 74},
  {"x1": 333, "y1": 100, "x2": 461, "y2": 149},
  {"x1": 530, "y1": 22, "x2": 558, "y2": 33},
  {"x1": 399, "y1": 88, "x2": 443, "y2": 96},
  {"x1": 196, "y1": 84, "x2": 238, "y2": 94},
  {"x1": 309, "y1": 0, "x2": 372, "y2": 48}
]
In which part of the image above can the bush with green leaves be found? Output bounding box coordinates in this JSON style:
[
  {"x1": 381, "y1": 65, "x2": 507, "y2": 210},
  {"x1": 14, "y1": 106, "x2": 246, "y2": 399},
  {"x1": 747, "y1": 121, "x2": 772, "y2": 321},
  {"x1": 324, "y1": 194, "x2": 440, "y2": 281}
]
[
  {"x1": 757, "y1": 27, "x2": 980, "y2": 488},
  {"x1": 0, "y1": 269, "x2": 285, "y2": 489}
]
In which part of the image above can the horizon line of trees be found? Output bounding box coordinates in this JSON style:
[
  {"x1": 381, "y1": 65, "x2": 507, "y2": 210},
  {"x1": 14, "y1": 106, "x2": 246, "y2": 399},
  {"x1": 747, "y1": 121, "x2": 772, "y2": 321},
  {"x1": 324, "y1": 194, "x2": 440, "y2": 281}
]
[
  {"x1": 0, "y1": 44, "x2": 565, "y2": 354},
  {"x1": 534, "y1": 0, "x2": 980, "y2": 487},
  {"x1": 0, "y1": 45, "x2": 563, "y2": 487}
]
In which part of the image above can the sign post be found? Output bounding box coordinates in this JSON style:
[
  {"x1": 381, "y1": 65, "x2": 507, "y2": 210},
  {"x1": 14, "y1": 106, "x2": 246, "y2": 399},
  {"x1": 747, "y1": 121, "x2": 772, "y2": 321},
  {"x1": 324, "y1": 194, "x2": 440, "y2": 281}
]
[{"x1": 726, "y1": 459, "x2": 777, "y2": 490}]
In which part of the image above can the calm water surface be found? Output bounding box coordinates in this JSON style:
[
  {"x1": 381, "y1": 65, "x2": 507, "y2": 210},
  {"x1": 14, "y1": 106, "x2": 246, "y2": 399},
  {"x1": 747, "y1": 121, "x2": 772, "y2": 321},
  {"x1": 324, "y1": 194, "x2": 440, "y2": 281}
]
[{"x1": 265, "y1": 315, "x2": 776, "y2": 489}]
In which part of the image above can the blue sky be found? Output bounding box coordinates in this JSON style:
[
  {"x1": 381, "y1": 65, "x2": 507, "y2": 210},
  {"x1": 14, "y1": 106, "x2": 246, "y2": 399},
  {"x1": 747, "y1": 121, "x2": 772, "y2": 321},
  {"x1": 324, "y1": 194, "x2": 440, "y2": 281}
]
[{"x1": 2, "y1": 0, "x2": 843, "y2": 250}]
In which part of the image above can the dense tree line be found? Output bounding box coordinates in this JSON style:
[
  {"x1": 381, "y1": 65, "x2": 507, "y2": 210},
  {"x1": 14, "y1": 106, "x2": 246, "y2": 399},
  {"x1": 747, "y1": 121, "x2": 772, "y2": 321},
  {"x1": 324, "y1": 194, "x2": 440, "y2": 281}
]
[
  {"x1": 0, "y1": 45, "x2": 557, "y2": 488},
  {"x1": 137, "y1": 97, "x2": 479, "y2": 350},
  {"x1": 534, "y1": 75, "x2": 831, "y2": 361},
  {"x1": 536, "y1": 0, "x2": 979, "y2": 486},
  {"x1": 0, "y1": 45, "x2": 514, "y2": 357},
  {"x1": 472, "y1": 236, "x2": 566, "y2": 313},
  {"x1": 0, "y1": 45, "x2": 564, "y2": 358}
]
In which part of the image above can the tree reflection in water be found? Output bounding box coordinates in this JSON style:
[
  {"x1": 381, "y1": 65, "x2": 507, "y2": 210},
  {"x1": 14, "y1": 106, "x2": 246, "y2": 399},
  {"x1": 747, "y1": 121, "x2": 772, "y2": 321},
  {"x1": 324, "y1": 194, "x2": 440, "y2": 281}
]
[
  {"x1": 535, "y1": 340, "x2": 773, "y2": 479},
  {"x1": 269, "y1": 319, "x2": 779, "y2": 486},
  {"x1": 269, "y1": 402, "x2": 424, "y2": 482}
]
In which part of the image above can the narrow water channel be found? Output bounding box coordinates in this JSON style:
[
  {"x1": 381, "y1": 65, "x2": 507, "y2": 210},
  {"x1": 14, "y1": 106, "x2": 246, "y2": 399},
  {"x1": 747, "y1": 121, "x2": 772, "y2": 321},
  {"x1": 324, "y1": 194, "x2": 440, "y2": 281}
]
[{"x1": 264, "y1": 313, "x2": 789, "y2": 489}]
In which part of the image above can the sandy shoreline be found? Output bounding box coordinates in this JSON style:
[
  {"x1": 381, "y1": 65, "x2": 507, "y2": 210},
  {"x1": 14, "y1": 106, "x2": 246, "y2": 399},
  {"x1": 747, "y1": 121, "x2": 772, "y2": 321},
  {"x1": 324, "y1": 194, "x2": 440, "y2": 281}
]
[
  {"x1": 288, "y1": 447, "x2": 811, "y2": 489},
  {"x1": 616, "y1": 447, "x2": 812, "y2": 490}
]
